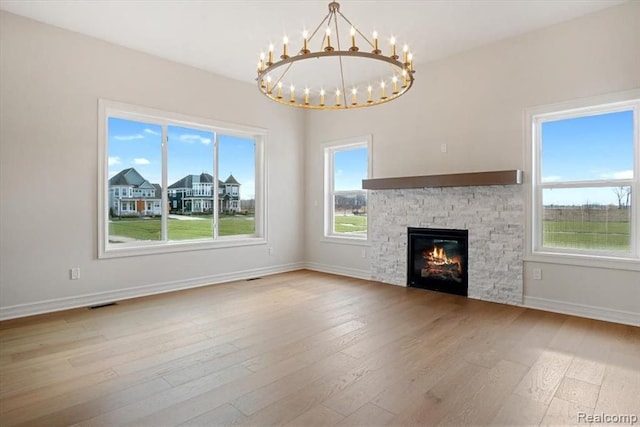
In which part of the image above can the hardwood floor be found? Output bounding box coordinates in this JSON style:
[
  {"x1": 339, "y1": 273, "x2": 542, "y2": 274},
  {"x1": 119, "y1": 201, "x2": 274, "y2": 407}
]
[{"x1": 0, "y1": 270, "x2": 638, "y2": 426}]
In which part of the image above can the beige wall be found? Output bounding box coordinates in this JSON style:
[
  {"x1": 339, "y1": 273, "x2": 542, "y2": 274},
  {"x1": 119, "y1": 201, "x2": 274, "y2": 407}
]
[
  {"x1": 304, "y1": 2, "x2": 640, "y2": 321},
  {"x1": 0, "y1": 12, "x2": 305, "y2": 315}
]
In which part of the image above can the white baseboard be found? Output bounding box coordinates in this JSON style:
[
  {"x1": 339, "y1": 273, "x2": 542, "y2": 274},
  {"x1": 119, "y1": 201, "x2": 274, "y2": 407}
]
[
  {"x1": 0, "y1": 262, "x2": 305, "y2": 321},
  {"x1": 523, "y1": 296, "x2": 639, "y2": 327},
  {"x1": 304, "y1": 262, "x2": 372, "y2": 281}
]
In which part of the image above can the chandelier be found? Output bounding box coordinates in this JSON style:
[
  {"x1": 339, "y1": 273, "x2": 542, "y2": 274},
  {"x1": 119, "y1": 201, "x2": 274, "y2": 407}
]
[{"x1": 256, "y1": 1, "x2": 415, "y2": 110}]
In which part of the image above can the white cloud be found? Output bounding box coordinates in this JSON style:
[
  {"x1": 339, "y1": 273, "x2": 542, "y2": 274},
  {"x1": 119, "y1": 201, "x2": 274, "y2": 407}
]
[
  {"x1": 144, "y1": 128, "x2": 161, "y2": 136},
  {"x1": 114, "y1": 134, "x2": 144, "y2": 141},
  {"x1": 179, "y1": 134, "x2": 212, "y2": 145},
  {"x1": 600, "y1": 170, "x2": 633, "y2": 179},
  {"x1": 108, "y1": 156, "x2": 121, "y2": 166},
  {"x1": 133, "y1": 158, "x2": 150, "y2": 165},
  {"x1": 541, "y1": 175, "x2": 562, "y2": 183}
]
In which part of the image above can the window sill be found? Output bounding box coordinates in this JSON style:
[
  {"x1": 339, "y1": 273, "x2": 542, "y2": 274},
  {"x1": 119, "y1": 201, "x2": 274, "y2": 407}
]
[
  {"x1": 99, "y1": 236, "x2": 266, "y2": 259},
  {"x1": 321, "y1": 236, "x2": 370, "y2": 247},
  {"x1": 525, "y1": 251, "x2": 640, "y2": 272}
]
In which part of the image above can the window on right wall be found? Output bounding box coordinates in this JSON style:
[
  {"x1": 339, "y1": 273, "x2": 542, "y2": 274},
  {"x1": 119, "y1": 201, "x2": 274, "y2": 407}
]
[{"x1": 530, "y1": 93, "x2": 639, "y2": 261}]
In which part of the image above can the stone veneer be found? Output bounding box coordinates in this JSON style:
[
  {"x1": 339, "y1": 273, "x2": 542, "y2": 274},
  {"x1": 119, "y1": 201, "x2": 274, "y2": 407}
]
[{"x1": 369, "y1": 185, "x2": 524, "y2": 305}]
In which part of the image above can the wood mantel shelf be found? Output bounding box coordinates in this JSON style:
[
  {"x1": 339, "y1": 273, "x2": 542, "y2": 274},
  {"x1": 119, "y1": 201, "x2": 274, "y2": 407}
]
[{"x1": 362, "y1": 170, "x2": 523, "y2": 190}]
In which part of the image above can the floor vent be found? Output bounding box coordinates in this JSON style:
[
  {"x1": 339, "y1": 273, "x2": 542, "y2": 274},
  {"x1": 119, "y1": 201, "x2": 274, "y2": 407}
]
[
  {"x1": 89, "y1": 302, "x2": 118, "y2": 309},
  {"x1": 246, "y1": 277, "x2": 262, "y2": 281}
]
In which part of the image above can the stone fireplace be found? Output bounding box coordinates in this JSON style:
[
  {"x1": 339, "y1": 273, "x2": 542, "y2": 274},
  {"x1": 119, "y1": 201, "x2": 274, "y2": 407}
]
[{"x1": 368, "y1": 182, "x2": 524, "y2": 305}]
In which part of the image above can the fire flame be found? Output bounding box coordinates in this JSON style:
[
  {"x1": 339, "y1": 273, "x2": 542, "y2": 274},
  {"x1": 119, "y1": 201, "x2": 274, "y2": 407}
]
[{"x1": 423, "y1": 245, "x2": 461, "y2": 271}]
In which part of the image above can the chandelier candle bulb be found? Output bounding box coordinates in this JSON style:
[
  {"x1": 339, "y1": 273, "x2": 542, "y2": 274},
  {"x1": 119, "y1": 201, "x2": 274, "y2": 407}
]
[
  {"x1": 320, "y1": 89, "x2": 325, "y2": 106},
  {"x1": 304, "y1": 88, "x2": 310, "y2": 105},
  {"x1": 372, "y1": 31, "x2": 380, "y2": 54},
  {"x1": 390, "y1": 36, "x2": 397, "y2": 59},
  {"x1": 403, "y1": 44, "x2": 409, "y2": 64},
  {"x1": 367, "y1": 85, "x2": 373, "y2": 103},
  {"x1": 380, "y1": 81, "x2": 387, "y2": 99},
  {"x1": 268, "y1": 44, "x2": 274, "y2": 66},
  {"x1": 408, "y1": 52, "x2": 414, "y2": 72},
  {"x1": 349, "y1": 27, "x2": 358, "y2": 51},
  {"x1": 325, "y1": 28, "x2": 333, "y2": 52},
  {"x1": 302, "y1": 30, "x2": 310, "y2": 54},
  {"x1": 282, "y1": 36, "x2": 289, "y2": 59},
  {"x1": 392, "y1": 76, "x2": 398, "y2": 94},
  {"x1": 351, "y1": 88, "x2": 357, "y2": 105},
  {"x1": 335, "y1": 89, "x2": 341, "y2": 106},
  {"x1": 290, "y1": 85, "x2": 295, "y2": 102},
  {"x1": 277, "y1": 82, "x2": 283, "y2": 99},
  {"x1": 402, "y1": 69, "x2": 408, "y2": 88}
]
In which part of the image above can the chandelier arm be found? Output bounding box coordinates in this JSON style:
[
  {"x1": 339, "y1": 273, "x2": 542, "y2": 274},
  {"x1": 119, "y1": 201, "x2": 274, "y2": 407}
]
[
  {"x1": 272, "y1": 61, "x2": 295, "y2": 92},
  {"x1": 337, "y1": 10, "x2": 374, "y2": 49},
  {"x1": 332, "y1": 15, "x2": 348, "y2": 106},
  {"x1": 307, "y1": 10, "x2": 332, "y2": 43}
]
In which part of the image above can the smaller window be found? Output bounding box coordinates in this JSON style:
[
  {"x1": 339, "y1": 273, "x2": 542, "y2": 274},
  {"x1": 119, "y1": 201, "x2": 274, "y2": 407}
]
[{"x1": 324, "y1": 137, "x2": 371, "y2": 241}]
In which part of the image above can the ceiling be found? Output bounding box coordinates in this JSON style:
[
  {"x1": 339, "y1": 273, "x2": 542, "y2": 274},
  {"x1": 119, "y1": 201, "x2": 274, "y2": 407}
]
[{"x1": 0, "y1": 0, "x2": 626, "y2": 86}]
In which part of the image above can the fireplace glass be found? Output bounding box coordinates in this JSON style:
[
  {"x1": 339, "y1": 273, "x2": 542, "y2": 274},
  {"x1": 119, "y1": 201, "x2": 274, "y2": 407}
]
[{"x1": 407, "y1": 227, "x2": 468, "y2": 296}]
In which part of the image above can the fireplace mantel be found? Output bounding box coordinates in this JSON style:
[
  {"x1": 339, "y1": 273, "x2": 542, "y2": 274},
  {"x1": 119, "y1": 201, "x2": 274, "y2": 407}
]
[{"x1": 362, "y1": 170, "x2": 522, "y2": 190}]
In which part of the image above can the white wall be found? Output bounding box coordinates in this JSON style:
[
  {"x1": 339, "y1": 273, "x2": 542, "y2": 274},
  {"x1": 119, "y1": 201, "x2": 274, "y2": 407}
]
[
  {"x1": 0, "y1": 12, "x2": 305, "y2": 318},
  {"x1": 304, "y1": 2, "x2": 640, "y2": 322}
]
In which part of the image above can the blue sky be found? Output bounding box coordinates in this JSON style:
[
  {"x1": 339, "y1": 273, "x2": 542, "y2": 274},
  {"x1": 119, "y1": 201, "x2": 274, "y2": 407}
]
[
  {"x1": 541, "y1": 110, "x2": 634, "y2": 205},
  {"x1": 108, "y1": 118, "x2": 256, "y2": 199},
  {"x1": 334, "y1": 146, "x2": 368, "y2": 191}
]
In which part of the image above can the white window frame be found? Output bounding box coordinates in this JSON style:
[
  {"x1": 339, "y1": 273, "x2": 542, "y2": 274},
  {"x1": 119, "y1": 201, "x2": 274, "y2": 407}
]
[
  {"x1": 323, "y1": 135, "x2": 372, "y2": 245},
  {"x1": 525, "y1": 89, "x2": 640, "y2": 270},
  {"x1": 98, "y1": 99, "x2": 267, "y2": 258}
]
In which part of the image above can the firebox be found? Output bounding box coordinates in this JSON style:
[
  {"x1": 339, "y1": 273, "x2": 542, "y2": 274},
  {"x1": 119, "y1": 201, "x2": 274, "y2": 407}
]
[{"x1": 407, "y1": 227, "x2": 468, "y2": 296}]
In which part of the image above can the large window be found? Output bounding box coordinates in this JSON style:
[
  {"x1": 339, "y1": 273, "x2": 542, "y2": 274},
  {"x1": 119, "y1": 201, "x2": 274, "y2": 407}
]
[
  {"x1": 529, "y1": 93, "x2": 639, "y2": 262},
  {"x1": 324, "y1": 137, "x2": 371, "y2": 241},
  {"x1": 99, "y1": 100, "x2": 265, "y2": 257}
]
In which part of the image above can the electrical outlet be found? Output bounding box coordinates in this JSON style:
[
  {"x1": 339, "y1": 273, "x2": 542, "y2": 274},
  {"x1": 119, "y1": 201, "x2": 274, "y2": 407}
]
[
  {"x1": 70, "y1": 267, "x2": 80, "y2": 280},
  {"x1": 440, "y1": 143, "x2": 448, "y2": 153},
  {"x1": 532, "y1": 268, "x2": 542, "y2": 280},
  {"x1": 361, "y1": 248, "x2": 366, "y2": 258},
  {"x1": 268, "y1": 247, "x2": 274, "y2": 256}
]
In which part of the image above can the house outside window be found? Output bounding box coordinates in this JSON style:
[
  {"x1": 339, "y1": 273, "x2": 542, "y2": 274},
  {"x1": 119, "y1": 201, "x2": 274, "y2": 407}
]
[
  {"x1": 323, "y1": 136, "x2": 371, "y2": 242},
  {"x1": 99, "y1": 99, "x2": 266, "y2": 258},
  {"x1": 527, "y1": 90, "x2": 639, "y2": 266}
]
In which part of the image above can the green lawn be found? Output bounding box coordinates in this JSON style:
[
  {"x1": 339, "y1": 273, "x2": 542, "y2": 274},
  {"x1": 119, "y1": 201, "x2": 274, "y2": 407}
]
[
  {"x1": 334, "y1": 215, "x2": 367, "y2": 234},
  {"x1": 109, "y1": 216, "x2": 255, "y2": 242},
  {"x1": 543, "y1": 220, "x2": 630, "y2": 251}
]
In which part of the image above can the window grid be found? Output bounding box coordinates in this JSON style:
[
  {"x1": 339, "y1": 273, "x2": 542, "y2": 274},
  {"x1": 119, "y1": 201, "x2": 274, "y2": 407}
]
[
  {"x1": 531, "y1": 98, "x2": 639, "y2": 261},
  {"x1": 324, "y1": 138, "x2": 371, "y2": 241},
  {"x1": 98, "y1": 100, "x2": 266, "y2": 258}
]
